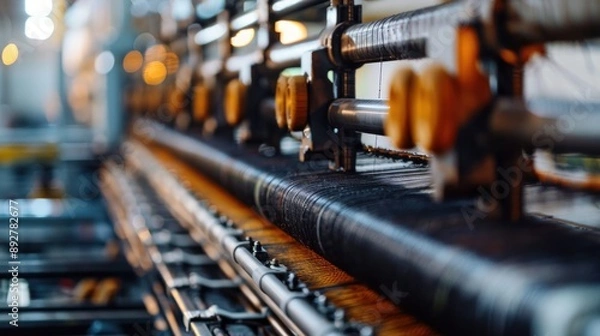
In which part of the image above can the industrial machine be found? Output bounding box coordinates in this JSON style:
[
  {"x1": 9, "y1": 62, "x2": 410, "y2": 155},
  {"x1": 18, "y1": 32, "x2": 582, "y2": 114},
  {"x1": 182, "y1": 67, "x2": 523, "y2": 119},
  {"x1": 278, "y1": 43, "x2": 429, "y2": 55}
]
[{"x1": 2, "y1": 0, "x2": 600, "y2": 335}]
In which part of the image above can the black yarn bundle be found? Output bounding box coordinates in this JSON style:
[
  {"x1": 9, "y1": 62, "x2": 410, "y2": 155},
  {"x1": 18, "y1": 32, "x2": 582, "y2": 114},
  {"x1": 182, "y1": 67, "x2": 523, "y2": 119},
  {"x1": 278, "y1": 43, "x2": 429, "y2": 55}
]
[{"x1": 144, "y1": 122, "x2": 600, "y2": 336}]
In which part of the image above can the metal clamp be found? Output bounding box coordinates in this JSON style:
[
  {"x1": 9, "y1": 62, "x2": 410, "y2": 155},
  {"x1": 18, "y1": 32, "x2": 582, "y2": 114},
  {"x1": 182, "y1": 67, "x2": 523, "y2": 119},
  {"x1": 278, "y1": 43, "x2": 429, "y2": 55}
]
[{"x1": 184, "y1": 306, "x2": 270, "y2": 331}]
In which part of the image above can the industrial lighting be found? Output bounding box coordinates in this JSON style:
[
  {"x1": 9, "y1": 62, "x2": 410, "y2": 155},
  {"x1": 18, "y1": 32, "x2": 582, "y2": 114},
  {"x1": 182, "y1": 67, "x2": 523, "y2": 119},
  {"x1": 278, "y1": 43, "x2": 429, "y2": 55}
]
[
  {"x1": 2, "y1": 43, "x2": 19, "y2": 66},
  {"x1": 275, "y1": 20, "x2": 307, "y2": 45},
  {"x1": 123, "y1": 50, "x2": 144, "y2": 73},
  {"x1": 25, "y1": 0, "x2": 53, "y2": 17},
  {"x1": 231, "y1": 28, "x2": 255, "y2": 48},
  {"x1": 143, "y1": 61, "x2": 167, "y2": 86},
  {"x1": 25, "y1": 16, "x2": 55, "y2": 41}
]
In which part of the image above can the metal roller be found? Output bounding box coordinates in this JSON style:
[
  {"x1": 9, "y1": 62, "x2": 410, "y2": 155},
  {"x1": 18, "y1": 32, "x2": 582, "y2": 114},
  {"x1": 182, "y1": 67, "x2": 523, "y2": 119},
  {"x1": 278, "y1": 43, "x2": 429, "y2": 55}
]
[
  {"x1": 340, "y1": 0, "x2": 600, "y2": 65},
  {"x1": 328, "y1": 99, "x2": 387, "y2": 135},
  {"x1": 490, "y1": 99, "x2": 600, "y2": 155},
  {"x1": 268, "y1": 37, "x2": 322, "y2": 67},
  {"x1": 504, "y1": 0, "x2": 600, "y2": 45},
  {"x1": 328, "y1": 96, "x2": 600, "y2": 155},
  {"x1": 340, "y1": 2, "x2": 464, "y2": 64}
]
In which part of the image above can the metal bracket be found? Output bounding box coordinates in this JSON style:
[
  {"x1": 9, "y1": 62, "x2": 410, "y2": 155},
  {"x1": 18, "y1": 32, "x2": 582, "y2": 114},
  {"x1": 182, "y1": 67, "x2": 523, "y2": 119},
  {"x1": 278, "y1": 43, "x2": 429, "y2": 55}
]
[{"x1": 184, "y1": 306, "x2": 270, "y2": 332}]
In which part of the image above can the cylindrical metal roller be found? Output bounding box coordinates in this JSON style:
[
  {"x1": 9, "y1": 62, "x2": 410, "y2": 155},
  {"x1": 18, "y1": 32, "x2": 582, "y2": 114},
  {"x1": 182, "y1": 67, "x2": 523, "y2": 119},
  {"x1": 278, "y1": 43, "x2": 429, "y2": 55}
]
[
  {"x1": 490, "y1": 99, "x2": 600, "y2": 155},
  {"x1": 271, "y1": 0, "x2": 329, "y2": 18},
  {"x1": 340, "y1": 0, "x2": 600, "y2": 65},
  {"x1": 340, "y1": 2, "x2": 462, "y2": 64},
  {"x1": 268, "y1": 38, "x2": 321, "y2": 68},
  {"x1": 328, "y1": 99, "x2": 388, "y2": 135},
  {"x1": 504, "y1": 0, "x2": 600, "y2": 46}
]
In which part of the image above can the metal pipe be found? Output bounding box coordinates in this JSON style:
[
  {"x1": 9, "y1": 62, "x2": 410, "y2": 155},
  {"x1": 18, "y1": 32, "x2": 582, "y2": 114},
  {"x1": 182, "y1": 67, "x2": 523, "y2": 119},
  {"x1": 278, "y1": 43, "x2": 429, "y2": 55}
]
[
  {"x1": 328, "y1": 99, "x2": 387, "y2": 134},
  {"x1": 327, "y1": 97, "x2": 600, "y2": 155},
  {"x1": 490, "y1": 99, "x2": 600, "y2": 155},
  {"x1": 267, "y1": 37, "x2": 322, "y2": 67},
  {"x1": 505, "y1": 0, "x2": 600, "y2": 45},
  {"x1": 272, "y1": 0, "x2": 329, "y2": 17}
]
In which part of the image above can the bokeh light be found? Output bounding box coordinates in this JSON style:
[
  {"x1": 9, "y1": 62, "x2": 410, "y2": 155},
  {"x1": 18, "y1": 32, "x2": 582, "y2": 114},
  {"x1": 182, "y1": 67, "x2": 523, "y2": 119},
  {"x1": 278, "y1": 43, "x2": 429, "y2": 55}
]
[
  {"x1": 143, "y1": 61, "x2": 167, "y2": 86},
  {"x1": 231, "y1": 28, "x2": 255, "y2": 48},
  {"x1": 25, "y1": 0, "x2": 53, "y2": 17},
  {"x1": 95, "y1": 51, "x2": 115, "y2": 74},
  {"x1": 123, "y1": 50, "x2": 144, "y2": 73},
  {"x1": 25, "y1": 16, "x2": 55, "y2": 41},
  {"x1": 2, "y1": 43, "x2": 19, "y2": 66},
  {"x1": 144, "y1": 44, "x2": 167, "y2": 62},
  {"x1": 165, "y1": 52, "x2": 180, "y2": 74},
  {"x1": 275, "y1": 20, "x2": 307, "y2": 45}
]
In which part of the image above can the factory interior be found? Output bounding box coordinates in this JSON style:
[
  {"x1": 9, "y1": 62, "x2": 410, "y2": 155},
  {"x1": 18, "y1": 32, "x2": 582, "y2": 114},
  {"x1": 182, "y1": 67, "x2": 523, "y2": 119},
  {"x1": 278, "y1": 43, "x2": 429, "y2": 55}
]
[{"x1": 1, "y1": 0, "x2": 600, "y2": 335}]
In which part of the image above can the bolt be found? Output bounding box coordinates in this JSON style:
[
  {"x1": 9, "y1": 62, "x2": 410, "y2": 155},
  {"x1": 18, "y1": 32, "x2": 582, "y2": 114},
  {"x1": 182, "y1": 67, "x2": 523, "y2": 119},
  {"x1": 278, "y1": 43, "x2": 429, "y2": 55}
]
[
  {"x1": 286, "y1": 272, "x2": 299, "y2": 290},
  {"x1": 316, "y1": 294, "x2": 328, "y2": 307},
  {"x1": 360, "y1": 326, "x2": 374, "y2": 336},
  {"x1": 333, "y1": 309, "x2": 346, "y2": 328},
  {"x1": 252, "y1": 241, "x2": 268, "y2": 262}
]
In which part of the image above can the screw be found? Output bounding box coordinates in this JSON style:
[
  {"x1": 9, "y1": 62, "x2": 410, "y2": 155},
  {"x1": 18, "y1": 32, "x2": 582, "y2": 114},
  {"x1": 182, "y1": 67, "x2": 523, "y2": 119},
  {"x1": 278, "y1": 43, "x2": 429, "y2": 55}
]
[
  {"x1": 333, "y1": 309, "x2": 346, "y2": 328},
  {"x1": 252, "y1": 241, "x2": 268, "y2": 262},
  {"x1": 316, "y1": 294, "x2": 328, "y2": 307},
  {"x1": 360, "y1": 326, "x2": 374, "y2": 336},
  {"x1": 286, "y1": 272, "x2": 299, "y2": 290}
]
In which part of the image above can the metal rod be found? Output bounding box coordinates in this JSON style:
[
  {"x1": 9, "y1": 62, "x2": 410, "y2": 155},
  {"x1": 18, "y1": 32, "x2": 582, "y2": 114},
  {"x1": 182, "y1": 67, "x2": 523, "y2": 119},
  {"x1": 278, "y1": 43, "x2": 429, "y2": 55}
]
[
  {"x1": 272, "y1": 0, "x2": 329, "y2": 17},
  {"x1": 505, "y1": 0, "x2": 600, "y2": 45},
  {"x1": 328, "y1": 97, "x2": 600, "y2": 155},
  {"x1": 267, "y1": 37, "x2": 322, "y2": 67},
  {"x1": 328, "y1": 98, "x2": 387, "y2": 134},
  {"x1": 490, "y1": 99, "x2": 600, "y2": 155},
  {"x1": 126, "y1": 140, "x2": 350, "y2": 336}
]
